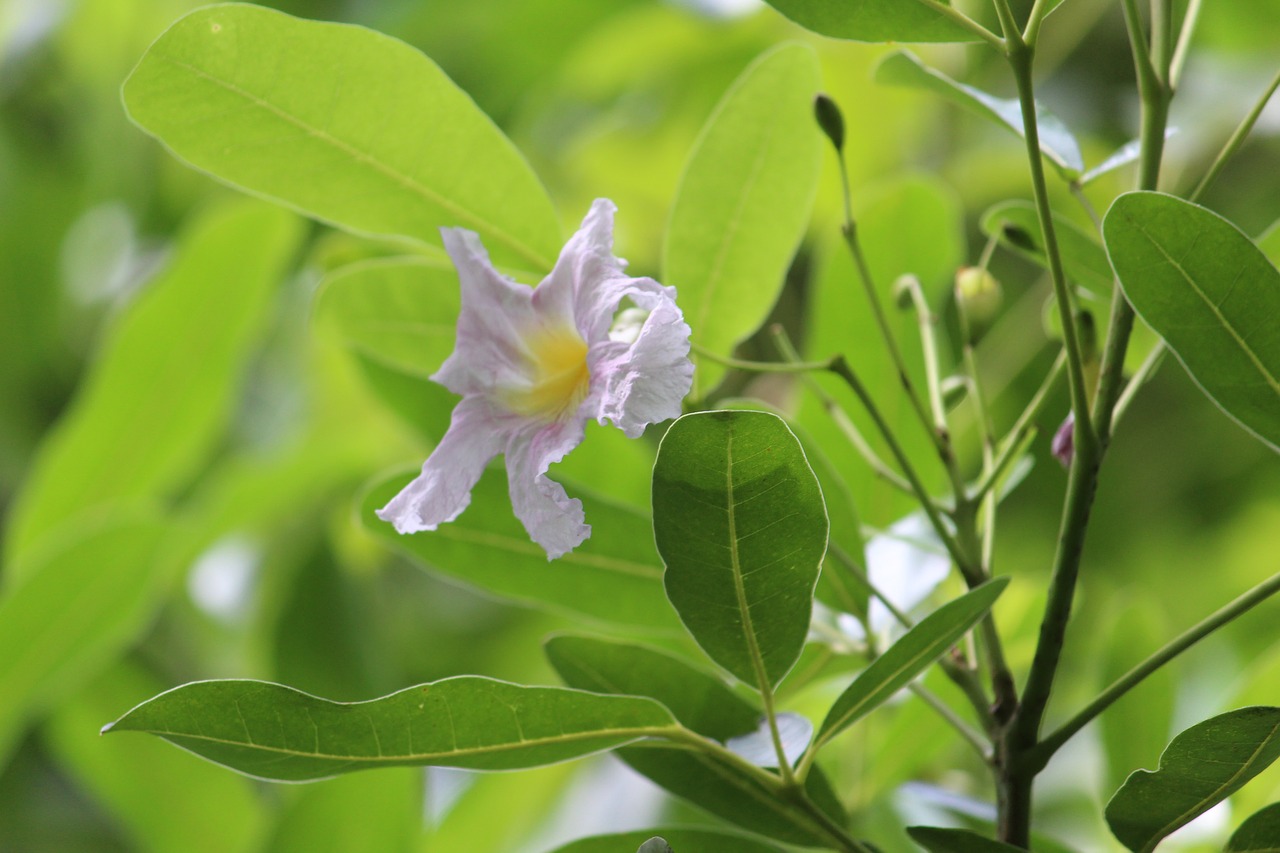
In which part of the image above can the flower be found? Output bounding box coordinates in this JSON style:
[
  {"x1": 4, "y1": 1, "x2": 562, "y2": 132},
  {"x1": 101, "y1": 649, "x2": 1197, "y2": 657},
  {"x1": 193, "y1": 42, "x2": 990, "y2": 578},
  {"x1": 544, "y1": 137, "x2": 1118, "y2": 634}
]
[{"x1": 377, "y1": 199, "x2": 693, "y2": 559}]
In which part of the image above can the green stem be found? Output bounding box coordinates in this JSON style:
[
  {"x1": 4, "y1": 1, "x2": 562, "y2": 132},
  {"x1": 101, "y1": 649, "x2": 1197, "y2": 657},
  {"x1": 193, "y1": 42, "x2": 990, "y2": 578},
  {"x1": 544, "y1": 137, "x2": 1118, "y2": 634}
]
[
  {"x1": 911, "y1": 0, "x2": 1005, "y2": 48},
  {"x1": 841, "y1": 222, "x2": 964, "y2": 497},
  {"x1": 971, "y1": 351, "x2": 1065, "y2": 503},
  {"x1": 1022, "y1": 0, "x2": 1054, "y2": 44},
  {"x1": 1169, "y1": 0, "x2": 1202, "y2": 89},
  {"x1": 771, "y1": 328, "x2": 914, "y2": 495},
  {"x1": 1000, "y1": 5, "x2": 1175, "y2": 844},
  {"x1": 903, "y1": 276, "x2": 950, "y2": 439},
  {"x1": 1111, "y1": 342, "x2": 1165, "y2": 428},
  {"x1": 1190, "y1": 67, "x2": 1280, "y2": 203},
  {"x1": 659, "y1": 728, "x2": 872, "y2": 853},
  {"x1": 1006, "y1": 39, "x2": 1099, "y2": 461},
  {"x1": 1028, "y1": 568, "x2": 1280, "y2": 769},
  {"x1": 691, "y1": 342, "x2": 830, "y2": 374},
  {"x1": 955, "y1": 304, "x2": 1017, "y2": 721},
  {"x1": 827, "y1": 355, "x2": 978, "y2": 585},
  {"x1": 910, "y1": 682, "x2": 992, "y2": 761}
]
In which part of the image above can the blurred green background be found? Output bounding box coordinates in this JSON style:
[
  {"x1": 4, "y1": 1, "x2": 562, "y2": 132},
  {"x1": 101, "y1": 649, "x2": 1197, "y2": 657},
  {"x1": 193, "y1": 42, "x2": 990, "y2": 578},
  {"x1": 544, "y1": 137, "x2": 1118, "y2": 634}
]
[{"x1": 2, "y1": 1, "x2": 1279, "y2": 851}]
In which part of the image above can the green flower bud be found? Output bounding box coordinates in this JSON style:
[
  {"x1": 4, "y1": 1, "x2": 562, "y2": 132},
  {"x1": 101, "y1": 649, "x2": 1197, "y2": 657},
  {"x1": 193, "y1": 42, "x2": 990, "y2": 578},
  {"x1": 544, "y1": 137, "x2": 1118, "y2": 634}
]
[
  {"x1": 954, "y1": 266, "x2": 1003, "y2": 326},
  {"x1": 813, "y1": 94, "x2": 845, "y2": 153}
]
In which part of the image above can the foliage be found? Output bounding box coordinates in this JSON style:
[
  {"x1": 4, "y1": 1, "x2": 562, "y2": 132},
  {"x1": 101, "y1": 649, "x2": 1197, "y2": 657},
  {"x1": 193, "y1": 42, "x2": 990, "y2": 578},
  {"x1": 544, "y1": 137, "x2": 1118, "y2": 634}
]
[{"x1": 3, "y1": 1, "x2": 1280, "y2": 852}]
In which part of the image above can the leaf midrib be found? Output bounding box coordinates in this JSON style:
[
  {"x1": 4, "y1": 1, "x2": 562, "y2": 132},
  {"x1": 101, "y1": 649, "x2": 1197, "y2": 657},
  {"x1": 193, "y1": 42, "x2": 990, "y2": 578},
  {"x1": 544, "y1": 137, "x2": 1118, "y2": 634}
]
[
  {"x1": 148, "y1": 722, "x2": 676, "y2": 765},
  {"x1": 147, "y1": 52, "x2": 553, "y2": 270},
  {"x1": 1140, "y1": 718, "x2": 1280, "y2": 853},
  {"x1": 1131, "y1": 214, "x2": 1280, "y2": 397}
]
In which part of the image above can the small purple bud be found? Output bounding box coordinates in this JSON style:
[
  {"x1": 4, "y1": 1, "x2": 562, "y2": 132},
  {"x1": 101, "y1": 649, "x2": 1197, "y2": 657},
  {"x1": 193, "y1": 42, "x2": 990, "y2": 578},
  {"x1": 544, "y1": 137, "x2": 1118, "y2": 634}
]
[{"x1": 1051, "y1": 412, "x2": 1074, "y2": 468}]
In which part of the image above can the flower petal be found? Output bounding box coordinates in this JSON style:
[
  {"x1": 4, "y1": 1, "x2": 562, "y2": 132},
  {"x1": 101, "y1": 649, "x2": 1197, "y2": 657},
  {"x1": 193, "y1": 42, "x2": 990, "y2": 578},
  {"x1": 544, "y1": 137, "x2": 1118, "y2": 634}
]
[
  {"x1": 504, "y1": 421, "x2": 590, "y2": 560},
  {"x1": 376, "y1": 396, "x2": 505, "y2": 533},
  {"x1": 434, "y1": 228, "x2": 539, "y2": 397},
  {"x1": 590, "y1": 294, "x2": 693, "y2": 438}
]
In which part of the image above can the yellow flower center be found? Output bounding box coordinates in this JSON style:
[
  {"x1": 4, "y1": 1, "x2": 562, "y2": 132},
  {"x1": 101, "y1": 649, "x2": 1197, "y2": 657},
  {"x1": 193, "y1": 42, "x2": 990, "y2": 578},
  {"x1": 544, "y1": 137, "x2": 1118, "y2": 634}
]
[{"x1": 503, "y1": 324, "x2": 591, "y2": 421}]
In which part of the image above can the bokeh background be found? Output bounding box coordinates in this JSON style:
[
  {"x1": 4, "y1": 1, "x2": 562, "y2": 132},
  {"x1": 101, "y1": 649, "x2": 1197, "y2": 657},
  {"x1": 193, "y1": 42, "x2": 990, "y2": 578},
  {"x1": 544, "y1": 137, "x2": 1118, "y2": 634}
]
[{"x1": 2, "y1": 0, "x2": 1279, "y2": 850}]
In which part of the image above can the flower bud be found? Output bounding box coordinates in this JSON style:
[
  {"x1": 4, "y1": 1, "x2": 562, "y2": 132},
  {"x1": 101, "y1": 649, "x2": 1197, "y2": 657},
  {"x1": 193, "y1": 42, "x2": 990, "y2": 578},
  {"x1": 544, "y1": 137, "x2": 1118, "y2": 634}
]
[
  {"x1": 954, "y1": 266, "x2": 1003, "y2": 326},
  {"x1": 1051, "y1": 411, "x2": 1074, "y2": 468},
  {"x1": 813, "y1": 94, "x2": 845, "y2": 153}
]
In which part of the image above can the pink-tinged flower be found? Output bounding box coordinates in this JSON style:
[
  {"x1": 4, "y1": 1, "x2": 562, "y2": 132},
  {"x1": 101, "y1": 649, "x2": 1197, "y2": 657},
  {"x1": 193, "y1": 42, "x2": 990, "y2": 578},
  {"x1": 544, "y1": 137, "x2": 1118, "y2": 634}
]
[
  {"x1": 1051, "y1": 411, "x2": 1074, "y2": 468},
  {"x1": 377, "y1": 199, "x2": 693, "y2": 559}
]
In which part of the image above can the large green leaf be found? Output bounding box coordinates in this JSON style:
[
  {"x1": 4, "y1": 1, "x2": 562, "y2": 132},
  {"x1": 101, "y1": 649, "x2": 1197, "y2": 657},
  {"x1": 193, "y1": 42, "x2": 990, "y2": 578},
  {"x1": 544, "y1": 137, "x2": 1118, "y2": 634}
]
[
  {"x1": 123, "y1": 3, "x2": 559, "y2": 270},
  {"x1": 1103, "y1": 192, "x2": 1280, "y2": 453},
  {"x1": 1104, "y1": 706, "x2": 1280, "y2": 853},
  {"x1": 545, "y1": 635, "x2": 761, "y2": 740},
  {"x1": 43, "y1": 663, "x2": 268, "y2": 853},
  {"x1": 816, "y1": 578, "x2": 1008, "y2": 745},
  {"x1": 102, "y1": 677, "x2": 678, "y2": 781},
  {"x1": 0, "y1": 513, "x2": 169, "y2": 765},
  {"x1": 980, "y1": 200, "x2": 1113, "y2": 297},
  {"x1": 907, "y1": 827, "x2": 1028, "y2": 853},
  {"x1": 875, "y1": 50, "x2": 1083, "y2": 180},
  {"x1": 545, "y1": 634, "x2": 846, "y2": 847},
  {"x1": 361, "y1": 468, "x2": 681, "y2": 633},
  {"x1": 546, "y1": 829, "x2": 785, "y2": 853},
  {"x1": 312, "y1": 256, "x2": 460, "y2": 379},
  {"x1": 653, "y1": 411, "x2": 828, "y2": 689},
  {"x1": 663, "y1": 43, "x2": 821, "y2": 396},
  {"x1": 4, "y1": 199, "x2": 301, "y2": 568},
  {"x1": 1227, "y1": 803, "x2": 1280, "y2": 852},
  {"x1": 760, "y1": 0, "x2": 979, "y2": 42}
]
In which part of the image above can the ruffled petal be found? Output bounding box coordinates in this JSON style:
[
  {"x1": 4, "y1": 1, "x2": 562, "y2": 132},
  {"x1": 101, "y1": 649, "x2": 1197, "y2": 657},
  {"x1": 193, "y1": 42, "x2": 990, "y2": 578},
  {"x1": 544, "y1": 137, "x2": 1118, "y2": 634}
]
[
  {"x1": 504, "y1": 421, "x2": 591, "y2": 560},
  {"x1": 536, "y1": 199, "x2": 632, "y2": 343},
  {"x1": 434, "y1": 228, "x2": 539, "y2": 397},
  {"x1": 376, "y1": 396, "x2": 506, "y2": 533},
  {"x1": 589, "y1": 293, "x2": 693, "y2": 438}
]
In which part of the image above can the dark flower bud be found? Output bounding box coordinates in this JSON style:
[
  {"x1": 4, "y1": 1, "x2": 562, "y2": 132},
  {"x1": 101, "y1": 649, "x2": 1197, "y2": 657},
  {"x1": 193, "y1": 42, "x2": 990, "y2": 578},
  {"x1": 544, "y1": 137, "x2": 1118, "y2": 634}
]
[{"x1": 813, "y1": 94, "x2": 845, "y2": 153}]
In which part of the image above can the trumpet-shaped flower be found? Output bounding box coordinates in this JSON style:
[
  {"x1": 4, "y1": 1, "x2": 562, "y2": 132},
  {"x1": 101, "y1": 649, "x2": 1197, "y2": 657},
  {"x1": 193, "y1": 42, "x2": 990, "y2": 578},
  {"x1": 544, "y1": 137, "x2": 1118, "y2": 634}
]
[{"x1": 377, "y1": 199, "x2": 693, "y2": 559}]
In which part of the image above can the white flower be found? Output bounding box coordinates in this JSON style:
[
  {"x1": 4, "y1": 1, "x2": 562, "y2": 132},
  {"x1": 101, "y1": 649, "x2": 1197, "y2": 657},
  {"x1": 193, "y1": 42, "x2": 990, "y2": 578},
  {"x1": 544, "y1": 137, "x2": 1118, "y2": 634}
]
[{"x1": 377, "y1": 199, "x2": 693, "y2": 560}]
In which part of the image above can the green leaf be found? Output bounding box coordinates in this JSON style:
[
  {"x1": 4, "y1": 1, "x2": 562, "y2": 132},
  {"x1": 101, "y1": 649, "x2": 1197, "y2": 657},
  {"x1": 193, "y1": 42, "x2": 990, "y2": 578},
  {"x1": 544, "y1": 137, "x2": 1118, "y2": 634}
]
[
  {"x1": 42, "y1": 662, "x2": 268, "y2": 853},
  {"x1": 4, "y1": 199, "x2": 301, "y2": 568},
  {"x1": 875, "y1": 50, "x2": 1083, "y2": 179},
  {"x1": 313, "y1": 256, "x2": 461, "y2": 379},
  {"x1": 545, "y1": 634, "x2": 846, "y2": 847},
  {"x1": 361, "y1": 468, "x2": 681, "y2": 633},
  {"x1": 980, "y1": 200, "x2": 1113, "y2": 297},
  {"x1": 907, "y1": 827, "x2": 1028, "y2": 852},
  {"x1": 816, "y1": 578, "x2": 1008, "y2": 745},
  {"x1": 760, "y1": 0, "x2": 980, "y2": 42},
  {"x1": 663, "y1": 43, "x2": 821, "y2": 396},
  {"x1": 545, "y1": 635, "x2": 761, "y2": 739},
  {"x1": 653, "y1": 411, "x2": 828, "y2": 689},
  {"x1": 546, "y1": 828, "x2": 784, "y2": 853},
  {"x1": 102, "y1": 677, "x2": 677, "y2": 781},
  {"x1": 1104, "y1": 706, "x2": 1280, "y2": 853},
  {"x1": 1103, "y1": 192, "x2": 1280, "y2": 453},
  {"x1": 122, "y1": 3, "x2": 559, "y2": 270},
  {"x1": 0, "y1": 512, "x2": 170, "y2": 765},
  {"x1": 1227, "y1": 803, "x2": 1280, "y2": 852}
]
